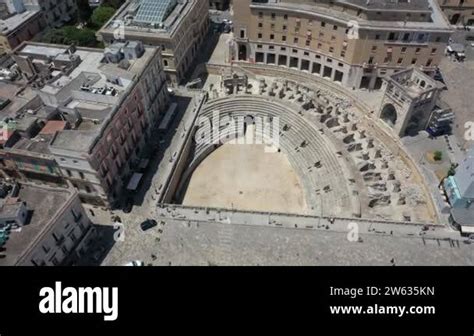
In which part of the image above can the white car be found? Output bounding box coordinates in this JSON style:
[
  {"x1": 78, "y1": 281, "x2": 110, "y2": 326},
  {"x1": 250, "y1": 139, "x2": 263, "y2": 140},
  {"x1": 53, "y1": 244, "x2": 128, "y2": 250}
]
[{"x1": 124, "y1": 260, "x2": 145, "y2": 266}]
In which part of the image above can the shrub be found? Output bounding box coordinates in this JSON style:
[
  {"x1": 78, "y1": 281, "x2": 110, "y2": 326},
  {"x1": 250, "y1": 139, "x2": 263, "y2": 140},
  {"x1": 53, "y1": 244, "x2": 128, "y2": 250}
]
[{"x1": 433, "y1": 151, "x2": 443, "y2": 161}]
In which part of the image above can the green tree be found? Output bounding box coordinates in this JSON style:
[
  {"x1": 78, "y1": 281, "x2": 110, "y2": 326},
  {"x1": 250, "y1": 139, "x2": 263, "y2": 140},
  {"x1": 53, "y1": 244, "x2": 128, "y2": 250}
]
[
  {"x1": 102, "y1": 0, "x2": 125, "y2": 9},
  {"x1": 433, "y1": 151, "x2": 443, "y2": 161},
  {"x1": 42, "y1": 26, "x2": 99, "y2": 47},
  {"x1": 91, "y1": 6, "x2": 116, "y2": 28}
]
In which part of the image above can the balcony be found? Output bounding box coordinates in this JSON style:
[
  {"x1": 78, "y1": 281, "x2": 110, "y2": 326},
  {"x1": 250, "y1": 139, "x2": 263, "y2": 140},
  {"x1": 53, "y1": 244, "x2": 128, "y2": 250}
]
[{"x1": 362, "y1": 62, "x2": 377, "y2": 70}]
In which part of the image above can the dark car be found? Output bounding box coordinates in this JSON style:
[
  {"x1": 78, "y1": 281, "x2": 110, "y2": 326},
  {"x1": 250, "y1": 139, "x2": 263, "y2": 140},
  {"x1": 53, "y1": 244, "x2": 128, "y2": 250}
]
[
  {"x1": 140, "y1": 219, "x2": 158, "y2": 231},
  {"x1": 123, "y1": 198, "x2": 134, "y2": 214}
]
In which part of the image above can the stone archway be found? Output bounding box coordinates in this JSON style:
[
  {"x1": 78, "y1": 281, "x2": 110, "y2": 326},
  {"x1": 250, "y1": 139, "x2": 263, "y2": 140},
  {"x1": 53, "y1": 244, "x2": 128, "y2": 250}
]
[
  {"x1": 238, "y1": 44, "x2": 247, "y2": 61},
  {"x1": 244, "y1": 114, "x2": 255, "y2": 134},
  {"x1": 450, "y1": 13, "x2": 461, "y2": 25},
  {"x1": 380, "y1": 103, "x2": 398, "y2": 127}
]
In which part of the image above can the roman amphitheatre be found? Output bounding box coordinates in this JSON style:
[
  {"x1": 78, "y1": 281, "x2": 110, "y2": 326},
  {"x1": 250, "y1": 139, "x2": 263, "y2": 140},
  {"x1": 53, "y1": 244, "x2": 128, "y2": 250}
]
[{"x1": 164, "y1": 65, "x2": 438, "y2": 224}]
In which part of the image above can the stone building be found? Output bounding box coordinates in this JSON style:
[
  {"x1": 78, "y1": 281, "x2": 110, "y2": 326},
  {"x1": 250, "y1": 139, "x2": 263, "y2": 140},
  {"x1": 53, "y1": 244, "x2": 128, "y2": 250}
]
[
  {"x1": 97, "y1": 0, "x2": 209, "y2": 84},
  {"x1": 233, "y1": 0, "x2": 452, "y2": 90},
  {"x1": 1, "y1": 41, "x2": 169, "y2": 207},
  {"x1": 0, "y1": 0, "x2": 78, "y2": 54},
  {"x1": 209, "y1": 0, "x2": 229, "y2": 10},
  {"x1": 378, "y1": 67, "x2": 445, "y2": 136},
  {"x1": 0, "y1": 183, "x2": 95, "y2": 266},
  {"x1": 437, "y1": 0, "x2": 474, "y2": 26}
]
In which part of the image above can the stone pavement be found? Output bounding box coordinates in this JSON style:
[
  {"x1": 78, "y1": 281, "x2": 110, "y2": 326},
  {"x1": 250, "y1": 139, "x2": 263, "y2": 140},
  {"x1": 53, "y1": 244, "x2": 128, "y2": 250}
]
[{"x1": 100, "y1": 200, "x2": 473, "y2": 266}]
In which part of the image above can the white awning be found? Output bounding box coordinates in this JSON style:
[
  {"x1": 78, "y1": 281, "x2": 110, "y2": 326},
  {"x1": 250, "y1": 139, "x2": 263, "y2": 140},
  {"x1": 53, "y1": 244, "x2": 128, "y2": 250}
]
[
  {"x1": 461, "y1": 226, "x2": 474, "y2": 234},
  {"x1": 126, "y1": 173, "x2": 144, "y2": 191}
]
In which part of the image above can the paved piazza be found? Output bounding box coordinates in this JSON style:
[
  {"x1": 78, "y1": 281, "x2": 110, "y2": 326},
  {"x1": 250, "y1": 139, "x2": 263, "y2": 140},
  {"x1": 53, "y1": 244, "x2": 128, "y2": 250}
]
[{"x1": 102, "y1": 215, "x2": 474, "y2": 266}]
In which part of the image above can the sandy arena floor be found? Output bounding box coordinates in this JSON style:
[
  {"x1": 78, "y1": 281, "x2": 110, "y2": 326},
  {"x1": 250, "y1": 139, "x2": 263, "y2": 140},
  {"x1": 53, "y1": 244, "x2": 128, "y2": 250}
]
[{"x1": 182, "y1": 143, "x2": 308, "y2": 214}]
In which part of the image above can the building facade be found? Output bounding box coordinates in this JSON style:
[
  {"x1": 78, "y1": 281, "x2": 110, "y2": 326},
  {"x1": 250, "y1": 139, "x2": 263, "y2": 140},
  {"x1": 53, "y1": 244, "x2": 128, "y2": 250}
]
[
  {"x1": 438, "y1": 0, "x2": 474, "y2": 26},
  {"x1": 0, "y1": 0, "x2": 78, "y2": 54},
  {"x1": 209, "y1": 0, "x2": 229, "y2": 10},
  {"x1": 378, "y1": 67, "x2": 445, "y2": 136},
  {"x1": 444, "y1": 146, "x2": 474, "y2": 209},
  {"x1": 233, "y1": 0, "x2": 452, "y2": 90},
  {"x1": 0, "y1": 183, "x2": 95, "y2": 266},
  {"x1": 4, "y1": 41, "x2": 169, "y2": 207},
  {"x1": 21, "y1": 0, "x2": 77, "y2": 27},
  {"x1": 0, "y1": 8, "x2": 43, "y2": 54},
  {"x1": 97, "y1": 0, "x2": 209, "y2": 84}
]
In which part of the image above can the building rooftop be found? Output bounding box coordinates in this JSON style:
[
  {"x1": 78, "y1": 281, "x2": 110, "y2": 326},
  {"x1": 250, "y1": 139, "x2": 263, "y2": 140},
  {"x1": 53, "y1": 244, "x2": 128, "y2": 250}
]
[
  {"x1": 386, "y1": 67, "x2": 443, "y2": 99},
  {"x1": 39, "y1": 120, "x2": 68, "y2": 135},
  {"x1": 453, "y1": 146, "x2": 474, "y2": 199},
  {"x1": 343, "y1": 0, "x2": 430, "y2": 11},
  {"x1": 0, "y1": 81, "x2": 39, "y2": 121},
  {"x1": 12, "y1": 41, "x2": 157, "y2": 154},
  {"x1": 250, "y1": 0, "x2": 451, "y2": 31},
  {"x1": 0, "y1": 9, "x2": 40, "y2": 36},
  {"x1": 0, "y1": 200, "x2": 23, "y2": 218},
  {"x1": 0, "y1": 184, "x2": 74, "y2": 266},
  {"x1": 134, "y1": 0, "x2": 178, "y2": 25},
  {"x1": 11, "y1": 133, "x2": 54, "y2": 155},
  {"x1": 451, "y1": 207, "x2": 474, "y2": 226},
  {"x1": 100, "y1": 0, "x2": 194, "y2": 38}
]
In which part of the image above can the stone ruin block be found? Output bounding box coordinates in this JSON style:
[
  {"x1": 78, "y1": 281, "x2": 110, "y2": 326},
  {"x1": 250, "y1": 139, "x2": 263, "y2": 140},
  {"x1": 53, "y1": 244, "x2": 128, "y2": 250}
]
[
  {"x1": 367, "y1": 138, "x2": 375, "y2": 149},
  {"x1": 370, "y1": 182, "x2": 387, "y2": 192},
  {"x1": 358, "y1": 161, "x2": 376, "y2": 172},
  {"x1": 374, "y1": 148, "x2": 382, "y2": 158},
  {"x1": 326, "y1": 117, "x2": 340, "y2": 128},
  {"x1": 359, "y1": 151, "x2": 370, "y2": 161},
  {"x1": 363, "y1": 171, "x2": 382, "y2": 182},
  {"x1": 392, "y1": 181, "x2": 401, "y2": 193},
  {"x1": 368, "y1": 194, "x2": 391, "y2": 208},
  {"x1": 397, "y1": 195, "x2": 406, "y2": 205},
  {"x1": 343, "y1": 133, "x2": 355, "y2": 144},
  {"x1": 347, "y1": 143, "x2": 363, "y2": 152}
]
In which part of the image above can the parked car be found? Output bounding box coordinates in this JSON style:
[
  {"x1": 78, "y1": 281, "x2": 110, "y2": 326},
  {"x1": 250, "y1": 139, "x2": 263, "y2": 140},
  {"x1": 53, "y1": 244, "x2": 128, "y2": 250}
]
[
  {"x1": 140, "y1": 219, "x2": 158, "y2": 231},
  {"x1": 433, "y1": 69, "x2": 445, "y2": 85},
  {"x1": 123, "y1": 198, "x2": 133, "y2": 213}
]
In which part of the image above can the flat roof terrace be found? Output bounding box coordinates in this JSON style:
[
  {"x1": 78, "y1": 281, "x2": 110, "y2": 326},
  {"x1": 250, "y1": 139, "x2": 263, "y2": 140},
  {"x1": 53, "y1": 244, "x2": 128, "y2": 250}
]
[
  {"x1": 0, "y1": 10, "x2": 40, "y2": 36},
  {"x1": 250, "y1": 0, "x2": 451, "y2": 32},
  {"x1": 0, "y1": 184, "x2": 73, "y2": 266},
  {"x1": 100, "y1": 0, "x2": 193, "y2": 39},
  {"x1": 14, "y1": 42, "x2": 157, "y2": 153}
]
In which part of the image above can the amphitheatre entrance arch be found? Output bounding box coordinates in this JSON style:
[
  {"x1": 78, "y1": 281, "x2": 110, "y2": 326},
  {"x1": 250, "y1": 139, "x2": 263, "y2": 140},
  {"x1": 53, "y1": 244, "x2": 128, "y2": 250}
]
[
  {"x1": 238, "y1": 44, "x2": 247, "y2": 61},
  {"x1": 450, "y1": 13, "x2": 461, "y2": 25},
  {"x1": 380, "y1": 103, "x2": 398, "y2": 127},
  {"x1": 244, "y1": 115, "x2": 255, "y2": 134}
]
